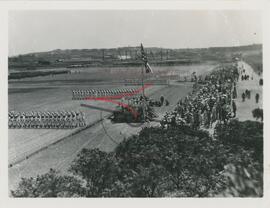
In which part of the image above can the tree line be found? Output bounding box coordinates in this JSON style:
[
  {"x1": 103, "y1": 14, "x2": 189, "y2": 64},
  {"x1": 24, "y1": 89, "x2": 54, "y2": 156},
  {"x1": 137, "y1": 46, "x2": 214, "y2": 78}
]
[{"x1": 11, "y1": 118, "x2": 263, "y2": 197}]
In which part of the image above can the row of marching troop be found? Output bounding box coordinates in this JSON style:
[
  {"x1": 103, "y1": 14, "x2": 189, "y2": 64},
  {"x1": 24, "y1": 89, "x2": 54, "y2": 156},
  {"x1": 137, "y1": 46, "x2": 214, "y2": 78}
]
[
  {"x1": 8, "y1": 111, "x2": 86, "y2": 129},
  {"x1": 72, "y1": 87, "x2": 139, "y2": 100},
  {"x1": 160, "y1": 62, "x2": 239, "y2": 129}
]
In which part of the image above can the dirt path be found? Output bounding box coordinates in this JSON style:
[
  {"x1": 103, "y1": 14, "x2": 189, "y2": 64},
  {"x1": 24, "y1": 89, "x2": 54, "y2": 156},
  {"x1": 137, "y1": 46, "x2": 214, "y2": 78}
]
[{"x1": 234, "y1": 61, "x2": 263, "y2": 121}]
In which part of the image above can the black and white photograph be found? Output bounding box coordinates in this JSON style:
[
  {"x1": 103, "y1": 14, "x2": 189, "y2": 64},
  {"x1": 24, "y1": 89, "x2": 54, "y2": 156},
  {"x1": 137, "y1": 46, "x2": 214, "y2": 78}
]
[{"x1": 1, "y1": 1, "x2": 268, "y2": 204}]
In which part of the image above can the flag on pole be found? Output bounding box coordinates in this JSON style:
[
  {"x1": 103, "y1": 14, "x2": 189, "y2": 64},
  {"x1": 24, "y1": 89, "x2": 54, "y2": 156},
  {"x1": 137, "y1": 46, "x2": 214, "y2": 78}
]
[{"x1": 141, "y1": 43, "x2": 153, "y2": 73}]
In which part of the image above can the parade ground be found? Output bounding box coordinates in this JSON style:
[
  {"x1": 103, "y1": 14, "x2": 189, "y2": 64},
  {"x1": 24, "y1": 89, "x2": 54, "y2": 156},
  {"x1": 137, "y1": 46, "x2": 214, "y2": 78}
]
[
  {"x1": 8, "y1": 63, "x2": 214, "y2": 190},
  {"x1": 8, "y1": 60, "x2": 263, "y2": 192}
]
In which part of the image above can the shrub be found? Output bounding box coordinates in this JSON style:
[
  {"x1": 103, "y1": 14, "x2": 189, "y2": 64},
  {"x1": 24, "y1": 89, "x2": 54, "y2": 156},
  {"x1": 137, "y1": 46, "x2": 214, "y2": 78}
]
[
  {"x1": 252, "y1": 108, "x2": 263, "y2": 121},
  {"x1": 219, "y1": 164, "x2": 263, "y2": 197},
  {"x1": 12, "y1": 122, "x2": 263, "y2": 197},
  {"x1": 11, "y1": 169, "x2": 85, "y2": 197},
  {"x1": 69, "y1": 148, "x2": 119, "y2": 197}
]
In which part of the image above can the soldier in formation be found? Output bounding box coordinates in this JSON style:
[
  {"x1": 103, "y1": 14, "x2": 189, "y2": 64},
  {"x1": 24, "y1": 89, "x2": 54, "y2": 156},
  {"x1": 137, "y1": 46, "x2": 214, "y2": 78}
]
[
  {"x1": 8, "y1": 111, "x2": 86, "y2": 129},
  {"x1": 72, "y1": 88, "x2": 138, "y2": 100}
]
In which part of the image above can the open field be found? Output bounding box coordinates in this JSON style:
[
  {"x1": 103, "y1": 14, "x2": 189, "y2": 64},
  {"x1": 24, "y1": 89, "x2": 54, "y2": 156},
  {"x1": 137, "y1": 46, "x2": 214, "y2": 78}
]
[
  {"x1": 9, "y1": 63, "x2": 217, "y2": 83},
  {"x1": 8, "y1": 63, "x2": 217, "y2": 190}
]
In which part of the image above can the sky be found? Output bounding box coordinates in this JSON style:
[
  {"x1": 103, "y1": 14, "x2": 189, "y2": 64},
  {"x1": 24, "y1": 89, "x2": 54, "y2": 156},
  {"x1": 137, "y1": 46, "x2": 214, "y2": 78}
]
[{"x1": 9, "y1": 10, "x2": 262, "y2": 56}]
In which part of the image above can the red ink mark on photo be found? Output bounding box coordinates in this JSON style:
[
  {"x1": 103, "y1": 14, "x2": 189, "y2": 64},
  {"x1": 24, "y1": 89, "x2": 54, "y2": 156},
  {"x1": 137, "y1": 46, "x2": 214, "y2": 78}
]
[{"x1": 84, "y1": 83, "x2": 152, "y2": 118}]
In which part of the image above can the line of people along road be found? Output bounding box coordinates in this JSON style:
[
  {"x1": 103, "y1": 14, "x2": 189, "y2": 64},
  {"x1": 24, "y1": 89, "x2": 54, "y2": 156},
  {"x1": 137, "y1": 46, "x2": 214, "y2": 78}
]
[{"x1": 161, "y1": 62, "x2": 239, "y2": 129}]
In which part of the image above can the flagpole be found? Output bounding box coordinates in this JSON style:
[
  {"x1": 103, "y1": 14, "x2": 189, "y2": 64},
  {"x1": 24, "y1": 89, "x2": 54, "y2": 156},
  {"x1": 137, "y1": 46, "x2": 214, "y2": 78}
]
[
  {"x1": 142, "y1": 64, "x2": 145, "y2": 97},
  {"x1": 141, "y1": 62, "x2": 146, "y2": 122}
]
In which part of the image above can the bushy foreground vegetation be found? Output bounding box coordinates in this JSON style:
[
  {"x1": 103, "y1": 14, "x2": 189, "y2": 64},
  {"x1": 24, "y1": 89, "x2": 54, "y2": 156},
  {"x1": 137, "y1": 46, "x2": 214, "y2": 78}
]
[
  {"x1": 252, "y1": 108, "x2": 263, "y2": 121},
  {"x1": 11, "y1": 120, "x2": 263, "y2": 197}
]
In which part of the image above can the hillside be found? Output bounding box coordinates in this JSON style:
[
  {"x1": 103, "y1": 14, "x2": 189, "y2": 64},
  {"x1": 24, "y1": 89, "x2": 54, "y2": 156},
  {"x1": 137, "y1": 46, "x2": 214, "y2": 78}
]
[{"x1": 9, "y1": 44, "x2": 262, "y2": 71}]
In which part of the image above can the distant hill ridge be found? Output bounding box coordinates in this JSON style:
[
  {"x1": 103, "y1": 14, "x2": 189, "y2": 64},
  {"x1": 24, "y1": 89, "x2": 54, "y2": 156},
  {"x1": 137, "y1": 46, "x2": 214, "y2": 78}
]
[
  {"x1": 8, "y1": 44, "x2": 262, "y2": 71},
  {"x1": 10, "y1": 44, "x2": 262, "y2": 58}
]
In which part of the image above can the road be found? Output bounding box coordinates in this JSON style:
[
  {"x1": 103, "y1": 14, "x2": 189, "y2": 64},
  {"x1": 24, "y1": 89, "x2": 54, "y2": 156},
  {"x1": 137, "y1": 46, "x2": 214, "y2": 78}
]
[{"x1": 235, "y1": 61, "x2": 263, "y2": 121}]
